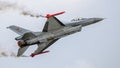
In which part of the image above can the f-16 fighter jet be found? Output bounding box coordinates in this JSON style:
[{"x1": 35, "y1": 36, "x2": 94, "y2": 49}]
[{"x1": 7, "y1": 11, "x2": 104, "y2": 57}]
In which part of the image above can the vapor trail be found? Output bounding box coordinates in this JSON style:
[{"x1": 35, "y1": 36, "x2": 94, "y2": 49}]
[
  {"x1": 0, "y1": 47, "x2": 15, "y2": 57},
  {"x1": 0, "y1": 1, "x2": 23, "y2": 11},
  {"x1": 0, "y1": 1, "x2": 39, "y2": 57},
  {"x1": 0, "y1": 46, "x2": 29, "y2": 57},
  {"x1": 21, "y1": 11, "x2": 45, "y2": 18},
  {"x1": 0, "y1": 0, "x2": 44, "y2": 18}
]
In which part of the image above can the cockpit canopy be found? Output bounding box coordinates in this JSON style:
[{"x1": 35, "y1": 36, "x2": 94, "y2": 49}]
[{"x1": 71, "y1": 18, "x2": 88, "y2": 22}]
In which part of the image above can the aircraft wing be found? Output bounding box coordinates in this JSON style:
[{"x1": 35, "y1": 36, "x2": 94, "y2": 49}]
[
  {"x1": 42, "y1": 16, "x2": 65, "y2": 32},
  {"x1": 7, "y1": 25, "x2": 31, "y2": 35},
  {"x1": 32, "y1": 39, "x2": 59, "y2": 55}
]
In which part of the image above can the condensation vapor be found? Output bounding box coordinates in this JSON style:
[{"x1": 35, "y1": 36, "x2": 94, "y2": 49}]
[
  {"x1": 0, "y1": 0, "x2": 44, "y2": 18},
  {"x1": 0, "y1": 46, "x2": 16, "y2": 57},
  {"x1": 21, "y1": 11, "x2": 45, "y2": 18},
  {"x1": 0, "y1": 1, "x2": 23, "y2": 11},
  {"x1": 0, "y1": 1, "x2": 31, "y2": 57},
  {"x1": 0, "y1": 47, "x2": 29, "y2": 57}
]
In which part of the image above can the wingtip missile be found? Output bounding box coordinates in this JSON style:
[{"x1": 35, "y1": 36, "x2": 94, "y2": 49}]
[
  {"x1": 30, "y1": 51, "x2": 50, "y2": 57},
  {"x1": 46, "y1": 11, "x2": 65, "y2": 18}
]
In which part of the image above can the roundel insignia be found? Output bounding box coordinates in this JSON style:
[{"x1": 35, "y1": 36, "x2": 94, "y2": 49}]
[{"x1": 16, "y1": 27, "x2": 20, "y2": 31}]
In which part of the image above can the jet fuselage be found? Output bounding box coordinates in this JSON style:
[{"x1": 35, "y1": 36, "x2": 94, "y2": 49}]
[
  {"x1": 19, "y1": 18, "x2": 103, "y2": 46},
  {"x1": 8, "y1": 16, "x2": 104, "y2": 57}
]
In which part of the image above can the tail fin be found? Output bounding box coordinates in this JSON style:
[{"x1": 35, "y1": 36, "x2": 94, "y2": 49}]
[{"x1": 42, "y1": 17, "x2": 65, "y2": 32}]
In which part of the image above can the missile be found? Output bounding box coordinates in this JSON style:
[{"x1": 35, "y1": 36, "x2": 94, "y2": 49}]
[
  {"x1": 30, "y1": 51, "x2": 50, "y2": 57},
  {"x1": 46, "y1": 11, "x2": 65, "y2": 18}
]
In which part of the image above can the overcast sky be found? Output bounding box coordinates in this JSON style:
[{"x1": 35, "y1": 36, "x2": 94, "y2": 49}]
[{"x1": 0, "y1": 0, "x2": 120, "y2": 68}]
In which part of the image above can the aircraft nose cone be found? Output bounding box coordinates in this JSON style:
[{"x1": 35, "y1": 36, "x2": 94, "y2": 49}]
[
  {"x1": 94, "y1": 18, "x2": 104, "y2": 22},
  {"x1": 80, "y1": 18, "x2": 104, "y2": 27}
]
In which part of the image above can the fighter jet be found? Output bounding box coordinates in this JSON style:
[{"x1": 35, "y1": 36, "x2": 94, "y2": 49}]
[{"x1": 7, "y1": 11, "x2": 104, "y2": 57}]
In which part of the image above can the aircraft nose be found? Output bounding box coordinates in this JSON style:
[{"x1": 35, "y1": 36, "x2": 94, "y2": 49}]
[
  {"x1": 94, "y1": 18, "x2": 104, "y2": 22},
  {"x1": 77, "y1": 18, "x2": 104, "y2": 27}
]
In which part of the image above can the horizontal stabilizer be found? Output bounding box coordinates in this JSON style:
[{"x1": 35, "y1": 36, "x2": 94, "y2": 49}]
[{"x1": 7, "y1": 25, "x2": 31, "y2": 35}]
